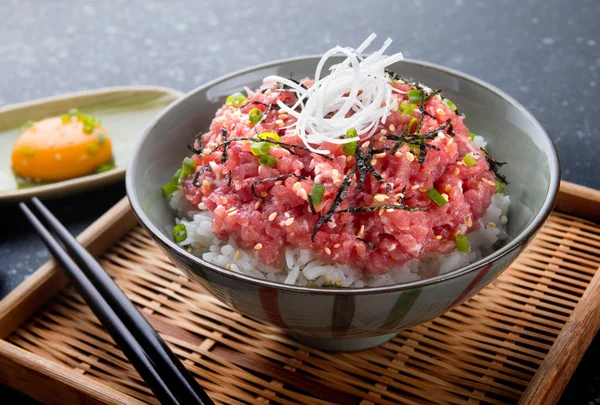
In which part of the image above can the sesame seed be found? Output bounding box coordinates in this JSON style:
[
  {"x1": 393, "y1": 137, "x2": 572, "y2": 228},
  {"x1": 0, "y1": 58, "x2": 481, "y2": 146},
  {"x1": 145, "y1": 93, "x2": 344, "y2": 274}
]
[
  {"x1": 362, "y1": 141, "x2": 371, "y2": 148},
  {"x1": 445, "y1": 184, "x2": 452, "y2": 193},
  {"x1": 324, "y1": 247, "x2": 332, "y2": 255},
  {"x1": 437, "y1": 132, "x2": 446, "y2": 139},
  {"x1": 254, "y1": 200, "x2": 261, "y2": 209},
  {"x1": 371, "y1": 159, "x2": 377, "y2": 166},
  {"x1": 275, "y1": 119, "x2": 284, "y2": 127},
  {"x1": 254, "y1": 243, "x2": 263, "y2": 250},
  {"x1": 386, "y1": 208, "x2": 395, "y2": 213},
  {"x1": 335, "y1": 279, "x2": 342, "y2": 286},
  {"x1": 374, "y1": 194, "x2": 389, "y2": 202},
  {"x1": 378, "y1": 208, "x2": 384, "y2": 216},
  {"x1": 227, "y1": 206, "x2": 237, "y2": 213},
  {"x1": 389, "y1": 124, "x2": 396, "y2": 132},
  {"x1": 285, "y1": 217, "x2": 295, "y2": 226},
  {"x1": 467, "y1": 217, "x2": 473, "y2": 227},
  {"x1": 379, "y1": 136, "x2": 386, "y2": 142},
  {"x1": 333, "y1": 179, "x2": 342, "y2": 185},
  {"x1": 434, "y1": 94, "x2": 442, "y2": 100},
  {"x1": 488, "y1": 222, "x2": 497, "y2": 228},
  {"x1": 278, "y1": 113, "x2": 288, "y2": 119},
  {"x1": 454, "y1": 230, "x2": 461, "y2": 237},
  {"x1": 346, "y1": 156, "x2": 353, "y2": 163},
  {"x1": 394, "y1": 151, "x2": 403, "y2": 158},
  {"x1": 334, "y1": 243, "x2": 341, "y2": 248},
  {"x1": 220, "y1": 197, "x2": 228, "y2": 204},
  {"x1": 482, "y1": 178, "x2": 496, "y2": 186},
  {"x1": 411, "y1": 184, "x2": 421, "y2": 190},
  {"x1": 436, "y1": 108, "x2": 445, "y2": 116},
  {"x1": 260, "y1": 191, "x2": 268, "y2": 197},
  {"x1": 233, "y1": 110, "x2": 241, "y2": 118},
  {"x1": 202, "y1": 181, "x2": 210, "y2": 190},
  {"x1": 406, "y1": 151, "x2": 415, "y2": 162},
  {"x1": 230, "y1": 123, "x2": 236, "y2": 130},
  {"x1": 447, "y1": 138, "x2": 454, "y2": 146},
  {"x1": 380, "y1": 129, "x2": 388, "y2": 135},
  {"x1": 454, "y1": 168, "x2": 460, "y2": 175},
  {"x1": 324, "y1": 275, "x2": 331, "y2": 284},
  {"x1": 435, "y1": 235, "x2": 443, "y2": 240},
  {"x1": 284, "y1": 212, "x2": 290, "y2": 218},
  {"x1": 202, "y1": 148, "x2": 211, "y2": 154},
  {"x1": 332, "y1": 169, "x2": 340, "y2": 177},
  {"x1": 268, "y1": 212, "x2": 277, "y2": 221},
  {"x1": 275, "y1": 180, "x2": 283, "y2": 185},
  {"x1": 226, "y1": 264, "x2": 231, "y2": 270},
  {"x1": 395, "y1": 193, "x2": 405, "y2": 199},
  {"x1": 457, "y1": 161, "x2": 464, "y2": 166},
  {"x1": 215, "y1": 116, "x2": 225, "y2": 124},
  {"x1": 358, "y1": 224, "x2": 365, "y2": 236},
  {"x1": 264, "y1": 89, "x2": 272, "y2": 96},
  {"x1": 234, "y1": 250, "x2": 241, "y2": 261},
  {"x1": 441, "y1": 193, "x2": 449, "y2": 202},
  {"x1": 374, "y1": 152, "x2": 386, "y2": 159},
  {"x1": 293, "y1": 182, "x2": 302, "y2": 190},
  {"x1": 227, "y1": 209, "x2": 238, "y2": 217},
  {"x1": 298, "y1": 188, "x2": 307, "y2": 199}
]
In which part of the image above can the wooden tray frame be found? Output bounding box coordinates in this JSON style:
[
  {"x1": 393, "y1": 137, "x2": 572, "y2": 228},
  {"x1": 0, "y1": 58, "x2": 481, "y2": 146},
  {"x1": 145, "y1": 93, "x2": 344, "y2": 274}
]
[{"x1": 0, "y1": 180, "x2": 599, "y2": 405}]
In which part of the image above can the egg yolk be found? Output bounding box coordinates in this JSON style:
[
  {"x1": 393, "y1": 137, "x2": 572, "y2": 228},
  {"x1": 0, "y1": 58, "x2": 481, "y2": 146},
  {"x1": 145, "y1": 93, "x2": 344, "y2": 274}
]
[{"x1": 11, "y1": 116, "x2": 112, "y2": 182}]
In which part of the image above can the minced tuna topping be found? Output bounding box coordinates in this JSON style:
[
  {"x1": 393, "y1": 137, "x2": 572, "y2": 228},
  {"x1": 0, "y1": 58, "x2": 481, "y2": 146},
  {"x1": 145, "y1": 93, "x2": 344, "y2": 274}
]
[{"x1": 176, "y1": 73, "x2": 506, "y2": 275}]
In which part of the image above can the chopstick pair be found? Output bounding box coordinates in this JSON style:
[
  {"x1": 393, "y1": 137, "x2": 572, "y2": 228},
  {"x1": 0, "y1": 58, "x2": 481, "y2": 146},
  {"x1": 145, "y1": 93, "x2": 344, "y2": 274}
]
[{"x1": 19, "y1": 198, "x2": 214, "y2": 405}]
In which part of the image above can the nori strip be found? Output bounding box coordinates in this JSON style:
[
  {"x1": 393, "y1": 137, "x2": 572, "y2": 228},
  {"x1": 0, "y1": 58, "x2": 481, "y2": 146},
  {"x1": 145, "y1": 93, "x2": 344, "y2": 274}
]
[
  {"x1": 307, "y1": 194, "x2": 317, "y2": 215},
  {"x1": 220, "y1": 127, "x2": 228, "y2": 163},
  {"x1": 356, "y1": 237, "x2": 376, "y2": 249},
  {"x1": 251, "y1": 173, "x2": 305, "y2": 197},
  {"x1": 187, "y1": 132, "x2": 204, "y2": 155},
  {"x1": 209, "y1": 137, "x2": 334, "y2": 161},
  {"x1": 481, "y1": 147, "x2": 509, "y2": 184},
  {"x1": 335, "y1": 204, "x2": 427, "y2": 214},
  {"x1": 311, "y1": 167, "x2": 358, "y2": 241},
  {"x1": 191, "y1": 166, "x2": 212, "y2": 188}
]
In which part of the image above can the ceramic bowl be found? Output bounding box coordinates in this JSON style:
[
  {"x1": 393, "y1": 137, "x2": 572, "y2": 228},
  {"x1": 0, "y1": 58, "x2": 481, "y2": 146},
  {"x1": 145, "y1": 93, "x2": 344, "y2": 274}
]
[{"x1": 126, "y1": 56, "x2": 560, "y2": 351}]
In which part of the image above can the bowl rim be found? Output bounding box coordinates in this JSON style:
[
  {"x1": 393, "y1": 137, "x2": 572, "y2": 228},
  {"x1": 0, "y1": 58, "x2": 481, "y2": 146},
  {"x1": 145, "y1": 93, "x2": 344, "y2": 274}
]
[{"x1": 126, "y1": 55, "x2": 561, "y2": 296}]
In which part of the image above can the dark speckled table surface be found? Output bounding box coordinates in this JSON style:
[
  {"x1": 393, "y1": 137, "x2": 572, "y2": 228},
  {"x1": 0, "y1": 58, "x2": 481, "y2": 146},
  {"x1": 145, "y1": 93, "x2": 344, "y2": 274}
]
[{"x1": 1, "y1": 0, "x2": 599, "y2": 404}]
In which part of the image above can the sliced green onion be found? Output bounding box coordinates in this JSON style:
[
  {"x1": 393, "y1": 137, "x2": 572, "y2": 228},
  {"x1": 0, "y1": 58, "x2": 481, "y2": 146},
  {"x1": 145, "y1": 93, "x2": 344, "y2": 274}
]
[
  {"x1": 172, "y1": 223, "x2": 187, "y2": 243},
  {"x1": 86, "y1": 143, "x2": 99, "y2": 156},
  {"x1": 19, "y1": 146, "x2": 35, "y2": 158},
  {"x1": 469, "y1": 132, "x2": 475, "y2": 141},
  {"x1": 455, "y1": 235, "x2": 469, "y2": 253},
  {"x1": 251, "y1": 141, "x2": 271, "y2": 156},
  {"x1": 310, "y1": 183, "x2": 325, "y2": 206},
  {"x1": 407, "y1": 89, "x2": 422, "y2": 104},
  {"x1": 177, "y1": 157, "x2": 197, "y2": 184},
  {"x1": 462, "y1": 153, "x2": 477, "y2": 167},
  {"x1": 400, "y1": 101, "x2": 414, "y2": 115},
  {"x1": 408, "y1": 117, "x2": 419, "y2": 133},
  {"x1": 495, "y1": 178, "x2": 504, "y2": 194},
  {"x1": 83, "y1": 123, "x2": 94, "y2": 134},
  {"x1": 258, "y1": 154, "x2": 276, "y2": 167},
  {"x1": 342, "y1": 127, "x2": 358, "y2": 156},
  {"x1": 225, "y1": 92, "x2": 247, "y2": 107},
  {"x1": 19, "y1": 120, "x2": 34, "y2": 133},
  {"x1": 257, "y1": 131, "x2": 281, "y2": 142},
  {"x1": 162, "y1": 169, "x2": 182, "y2": 197},
  {"x1": 249, "y1": 108, "x2": 262, "y2": 125},
  {"x1": 442, "y1": 98, "x2": 458, "y2": 111},
  {"x1": 61, "y1": 114, "x2": 72, "y2": 124},
  {"x1": 425, "y1": 188, "x2": 448, "y2": 207},
  {"x1": 95, "y1": 164, "x2": 113, "y2": 173}
]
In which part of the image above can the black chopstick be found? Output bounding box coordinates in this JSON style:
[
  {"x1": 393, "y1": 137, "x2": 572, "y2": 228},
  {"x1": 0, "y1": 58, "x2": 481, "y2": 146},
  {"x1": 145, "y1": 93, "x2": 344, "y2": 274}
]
[{"x1": 20, "y1": 198, "x2": 214, "y2": 405}]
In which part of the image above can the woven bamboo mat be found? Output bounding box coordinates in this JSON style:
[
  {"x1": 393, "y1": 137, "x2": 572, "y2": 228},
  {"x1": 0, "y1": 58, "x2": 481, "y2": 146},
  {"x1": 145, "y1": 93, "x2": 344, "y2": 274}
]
[{"x1": 6, "y1": 211, "x2": 600, "y2": 405}]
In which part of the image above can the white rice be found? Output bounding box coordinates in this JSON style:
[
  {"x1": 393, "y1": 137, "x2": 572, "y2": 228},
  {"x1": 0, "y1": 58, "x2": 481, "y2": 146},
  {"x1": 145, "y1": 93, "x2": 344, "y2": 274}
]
[{"x1": 168, "y1": 185, "x2": 510, "y2": 288}]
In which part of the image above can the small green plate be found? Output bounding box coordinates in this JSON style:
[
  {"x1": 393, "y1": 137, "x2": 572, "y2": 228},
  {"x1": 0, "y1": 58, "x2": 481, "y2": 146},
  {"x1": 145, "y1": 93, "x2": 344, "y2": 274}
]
[{"x1": 0, "y1": 86, "x2": 183, "y2": 203}]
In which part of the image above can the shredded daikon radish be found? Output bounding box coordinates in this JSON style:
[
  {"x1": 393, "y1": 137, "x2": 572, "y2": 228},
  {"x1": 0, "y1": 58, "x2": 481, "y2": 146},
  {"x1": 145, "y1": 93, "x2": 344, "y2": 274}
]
[{"x1": 263, "y1": 33, "x2": 404, "y2": 154}]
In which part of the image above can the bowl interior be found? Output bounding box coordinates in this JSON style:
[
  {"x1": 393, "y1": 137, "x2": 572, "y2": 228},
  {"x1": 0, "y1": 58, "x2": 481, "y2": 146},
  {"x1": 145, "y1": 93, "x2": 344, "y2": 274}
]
[{"x1": 127, "y1": 57, "x2": 559, "y2": 290}]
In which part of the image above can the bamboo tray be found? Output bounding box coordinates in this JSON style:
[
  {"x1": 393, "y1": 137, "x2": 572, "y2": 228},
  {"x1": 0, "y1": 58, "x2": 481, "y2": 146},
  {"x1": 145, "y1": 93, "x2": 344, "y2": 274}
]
[{"x1": 1, "y1": 181, "x2": 599, "y2": 405}]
